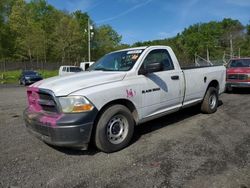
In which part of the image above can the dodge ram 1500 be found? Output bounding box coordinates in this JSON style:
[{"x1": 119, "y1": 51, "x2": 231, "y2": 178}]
[{"x1": 24, "y1": 46, "x2": 226, "y2": 152}]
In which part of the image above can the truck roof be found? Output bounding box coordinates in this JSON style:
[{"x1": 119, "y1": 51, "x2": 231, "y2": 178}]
[{"x1": 111, "y1": 45, "x2": 171, "y2": 54}]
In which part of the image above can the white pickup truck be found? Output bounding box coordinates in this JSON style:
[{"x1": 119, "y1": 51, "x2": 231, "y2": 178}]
[{"x1": 24, "y1": 46, "x2": 226, "y2": 152}]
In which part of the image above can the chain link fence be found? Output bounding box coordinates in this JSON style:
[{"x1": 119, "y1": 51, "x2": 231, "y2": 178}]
[{"x1": 0, "y1": 61, "x2": 81, "y2": 72}]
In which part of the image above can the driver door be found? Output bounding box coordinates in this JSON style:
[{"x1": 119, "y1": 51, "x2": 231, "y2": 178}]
[{"x1": 139, "y1": 49, "x2": 183, "y2": 119}]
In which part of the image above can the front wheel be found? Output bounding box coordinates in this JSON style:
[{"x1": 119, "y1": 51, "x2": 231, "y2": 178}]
[
  {"x1": 95, "y1": 105, "x2": 134, "y2": 153},
  {"x1": 201, "y1": 87, "x2": 219, "y2": 114},
  {"x1": 22, "y1": 80, "x2": 27, "y2": 86}
]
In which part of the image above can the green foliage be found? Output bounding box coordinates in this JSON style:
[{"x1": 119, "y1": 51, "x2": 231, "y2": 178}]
[
  {"x1": 247, "y1": 25, "x2": 250, "y2": 35},
  {"x1": 1, "y1": 0, "x2": 122, "y2": 65},
  {"x1": 0, "y1": 70, "x2": 21, "y2": 84},
  {"x1": 53, "y1": 15, "x2": 82, "y2": 63},
  {"x1": 40, "y1": 70, "x2": 58, "y2": 78},
  {"x1": 0, "y1": 0, "x2": 249, "y2": 68},
  {"x1": 92, "y1": 25, "x2": 122, "y2": 59},
  {"x1": 131, "y1": 18, "x2": 250, "y2": 65}
]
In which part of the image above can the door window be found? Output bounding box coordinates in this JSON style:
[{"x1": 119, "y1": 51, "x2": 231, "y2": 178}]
[{"x1": 140, "y1": 49, "x2": 174, "y2": 72}]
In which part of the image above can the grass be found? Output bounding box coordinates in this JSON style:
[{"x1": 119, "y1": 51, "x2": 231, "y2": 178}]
[{"x1": 0, "y1": 70, "x2": 58, "y2": 84}]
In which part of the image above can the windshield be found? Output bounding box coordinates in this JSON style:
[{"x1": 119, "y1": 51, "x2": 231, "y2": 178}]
[
  {"x1": 89, "y1": 49, "x2": 144, "y2": 71},
  {"x1": 228, "y1": 59, "x2": 250, "y2": 68}
]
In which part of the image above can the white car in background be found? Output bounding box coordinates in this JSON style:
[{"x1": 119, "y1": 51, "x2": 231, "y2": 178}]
[
  {"x1": 59, "y1": 66, "x2": 83, "y2": 76},
  {"x1": 80, "y1": 62, "x2": 95, "y2": 71}
]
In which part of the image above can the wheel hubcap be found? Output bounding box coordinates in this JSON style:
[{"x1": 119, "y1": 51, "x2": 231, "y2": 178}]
[
  {"x1": 107, "y1": 115, "x2": 129, "y2": 144},
  {"x1": 209, "y1": 94, "x2": 217, "y2": 109}
]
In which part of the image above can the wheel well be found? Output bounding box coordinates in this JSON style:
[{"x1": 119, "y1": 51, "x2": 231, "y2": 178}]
[
  {"x1": 90, "y1": 99, "x2": 139, "y2": 144},
  {"x1": 207, "y1": 80, "x2": 219, "y2": 90},
  {"x1": 202, "y1": 80, "x2": 219, "y2": 100},
  {"x1": 94, "y1": 99, "x2": 139, "y2": 126}
]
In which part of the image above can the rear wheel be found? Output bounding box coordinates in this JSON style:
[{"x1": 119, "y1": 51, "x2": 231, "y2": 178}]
[
  {"x1": 95, "y1": 105, "x2": 134, "y2": 153},
  {"x1": 23, "y1": 80, "x2": 27, "y2": 86},
  {"x1": 201, "y1": 87, "x2": 218, "y2": 114}
]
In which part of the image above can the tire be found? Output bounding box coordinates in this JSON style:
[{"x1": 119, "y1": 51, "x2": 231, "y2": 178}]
[
  {"x1": 95, "y1": 105, "x2": 134, "y2": 153},
  {"x1": 201, "y1": 87, "x2": 219, "y2": 114},
  {"x1": 23, "y1": 80, "x2": 27, "y2": 86}
]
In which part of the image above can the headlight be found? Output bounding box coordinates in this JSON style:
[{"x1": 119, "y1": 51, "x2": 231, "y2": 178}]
[
  {"x1": 25, "y1": 76, "x2": 30, "y2": 79},
  {"x1": 58, "y1": 96, "x2": 94, "y2": 113}
]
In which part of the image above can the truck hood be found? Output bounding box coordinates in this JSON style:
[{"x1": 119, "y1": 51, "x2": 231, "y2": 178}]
[
  {"x1": 227, "y1": 68, "x2": 250, "y2": 74},
  {"x1": 30, "y1": 71, "x2": 126, "y2": 96}
]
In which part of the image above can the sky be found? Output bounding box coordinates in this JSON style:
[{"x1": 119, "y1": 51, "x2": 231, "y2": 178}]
[{"x1": 46, "y1": 0, "x2": 250, "y2": 44}]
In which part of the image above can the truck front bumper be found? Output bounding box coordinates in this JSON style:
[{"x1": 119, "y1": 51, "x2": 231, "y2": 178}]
[
  {"x1": 226, "y1": 82, "x2": 250, "y2": 88},
  {"x1": 23, "y1": 108, "x2": 98, "y2": 149}
]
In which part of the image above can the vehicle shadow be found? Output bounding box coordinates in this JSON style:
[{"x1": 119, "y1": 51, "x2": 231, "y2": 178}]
[
  {"x1": 49, "y1": 100, "x2": 223, "y2": 155},
  {"x1": 228, "y1": 88, "x2": 250, "y2": 94},
  {"x1": 131, "y1": 101, "x2": 223, "y2": 144},
  {"x1": 47, "y1": 143, "x2": 99, "y2": 156}
]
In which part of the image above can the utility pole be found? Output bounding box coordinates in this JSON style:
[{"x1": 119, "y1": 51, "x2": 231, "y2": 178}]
[
  {"x1": 230, "y1": 34, "x2": 233, "y2": 59},
  {"x1": 88, "y1": 18, "x2": 91, "y2": 62},
  {"x1": 206, "y1": 47, "x2": 210, "y2": 62},
  {"x1": 87, "y1": 19, "x2": 94, "y2": 62},
  {"x1": 238, "y1": 48, "x2": 241, "y2": 58}
]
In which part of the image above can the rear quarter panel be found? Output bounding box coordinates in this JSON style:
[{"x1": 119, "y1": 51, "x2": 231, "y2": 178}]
[{"x1": 183, "y1": 66, "x2": 226, "y2": 106}]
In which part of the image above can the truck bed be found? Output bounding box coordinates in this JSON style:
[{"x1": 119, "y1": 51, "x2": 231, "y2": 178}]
[{"x1": 182, "y1": 65, "x2": 226, "y2": 107}]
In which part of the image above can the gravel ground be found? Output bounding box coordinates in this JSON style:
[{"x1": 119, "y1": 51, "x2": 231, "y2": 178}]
[{"x1": 0, "y1": 85, "x2": 249, "y2": 188}]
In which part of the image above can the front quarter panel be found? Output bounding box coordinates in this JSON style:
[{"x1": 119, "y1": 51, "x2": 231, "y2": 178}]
[{"x1": 71, "y1": 77, "x2": 143, "y2": 119}]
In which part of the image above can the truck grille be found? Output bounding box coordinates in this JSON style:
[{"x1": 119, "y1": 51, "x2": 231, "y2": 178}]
[
  {"x1": 38, "y1": 92, "x2": 58, "y2": 113},
  {"x1": 227, "y1": 74, "x2": 248, "y2": 80},
  {"x1": 27, "y1": 89, "x2": 59, "y2": 113}
]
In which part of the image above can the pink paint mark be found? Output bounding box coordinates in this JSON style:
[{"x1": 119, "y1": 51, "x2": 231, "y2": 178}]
[
  {"x1": 27, "y1": 86, "x2": 63, "y2": 127},
  {"x1": 39, "y1": 114, "x2": 63, "y2": 127},
  {"x1": 27, "y1": 87, "x2": 42, "y2": 112},
  {"x1": 126, "y1": 89, "x2": 136, "y2": 98}
]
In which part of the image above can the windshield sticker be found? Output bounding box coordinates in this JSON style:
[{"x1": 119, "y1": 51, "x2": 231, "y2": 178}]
[
  {"x1": 127, "y1": 50, "x2": 142, "y2": 54},
  {"x1": 126, "y1": 89, "x2": 136, "y2": 98}
]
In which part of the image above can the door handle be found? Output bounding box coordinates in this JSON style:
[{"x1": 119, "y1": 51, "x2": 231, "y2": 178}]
[{"x1": 171, "y1": 75, "x2": 179, "y2": 80}]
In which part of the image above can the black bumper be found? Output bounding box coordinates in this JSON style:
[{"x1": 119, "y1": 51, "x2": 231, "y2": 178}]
[
  {"x1": 226, "y1": 82, "x2": 250, "y2": 88},
  {"x1": 23, "y1": 108, "x2": 98, "y2": 149}
]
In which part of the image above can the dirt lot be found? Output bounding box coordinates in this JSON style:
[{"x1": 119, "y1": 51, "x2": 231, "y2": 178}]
[{"x1": 0, "y1": 85, "x2": 249, "y2": 188}]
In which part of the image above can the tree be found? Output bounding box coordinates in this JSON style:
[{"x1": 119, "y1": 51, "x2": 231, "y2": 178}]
[
  {"x1": 0, "y1": 0, "x2": 15, "y2": 61},
  {"x1": 92, "y1": 25, "x2": 122, "y2": 60},
  {"x1": 54, "y1": 15, "x2": 82, "y2": 64},
  {"x1": 247, "y1": 24, "x2": 250, "y2": 35},
  {"x1": 28, "y1": 0, "x2": 61, "y2": 63},
  {"x1": 9, "y1": 0, "x2": 30, "y2": 60},
  {"x1": 73, "y1": 10, "x2": 89, "y2": 61}
]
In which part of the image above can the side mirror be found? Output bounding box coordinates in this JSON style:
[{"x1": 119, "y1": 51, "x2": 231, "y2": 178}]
[{"x1": 139, "y1": 62, "x2": 163, "y2": 75}]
